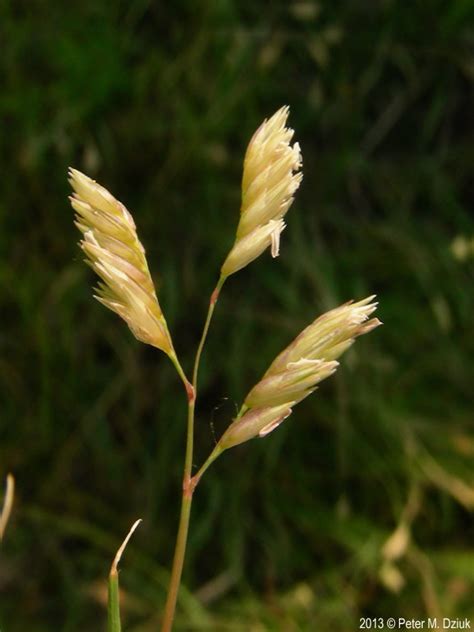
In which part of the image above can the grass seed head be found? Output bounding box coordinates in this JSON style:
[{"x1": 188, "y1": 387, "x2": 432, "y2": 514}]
[
  {"x1": 237, "y1": 296, "x2": 381, "y2": 430},
  {"x1": 221, "y1": 106, "x2": 302, "y2": 277},
  {"x1": 267, "y1": 296, "x2": 381, "y2": 374},
  {"x1": 69, "y1": 168, "x2": 174, "y2": 355}
]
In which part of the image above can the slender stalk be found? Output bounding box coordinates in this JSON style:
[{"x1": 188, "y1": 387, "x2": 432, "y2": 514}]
[
  {"x1": 190, "y1": 446, "x2": 223, "y2": 488},
  {"x1": 169, "y1": 352, "x2": 194, "y2": 402},
  {"x1": 189, "y1": 404, "x2": 247, "y2": 489},
  {"x1": 192, "y1": 276, "x2": 226, "y2": 387},
  {"x1": 160, "y1": 276, "x2": 226, "y2": 632},
  {"x1": 160, "y1": 399, "x2": 195, "y2": 632}
]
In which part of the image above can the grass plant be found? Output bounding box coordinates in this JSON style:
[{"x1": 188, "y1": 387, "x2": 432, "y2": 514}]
[
  {"x1": 1, "y1": 2, "x2": 473, "y2": 629},
  {"x1": 69, "y1": 108, "x2": 380, "y2": 629}
]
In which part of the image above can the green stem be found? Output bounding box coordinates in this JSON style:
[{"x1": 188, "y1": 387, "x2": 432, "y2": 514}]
[
  {"x1": 190, "y1": 445, "x2": 223, "y2": 488},
  {"x1": 192, "y1": 276, "x2": 226, "y2": 387},
  {"x1": 169, "y1": 353, "x2": 194, "y2": 402},
  {"x1": 189, "y1": 404, "x2": 246, "y2": 489},
  {"x1": 160, "y1": 398, "x2": 195, "y2": 632},
  {"x1": 160, "y1": 276, "x2": 225, "y2": 632}
]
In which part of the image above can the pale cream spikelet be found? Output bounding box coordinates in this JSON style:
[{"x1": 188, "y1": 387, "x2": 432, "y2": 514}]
[
  {"x1": 239, "y1": 296, "x2": 381, "y2": 417},
  {"x1": 221, "y1": 106, "x2": 303, "y2": 277},
  {"x1": 68, "y1": 168, "x2": 174, "y2": 355},
  {"x1": 266, "y1": 296, "x2": 382, "y2": 375},
  {"x1": 208, "y1": 297, "x2": 380, "y2": 453}
]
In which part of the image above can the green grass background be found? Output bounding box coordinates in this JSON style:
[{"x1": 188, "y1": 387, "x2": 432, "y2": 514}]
[{"x1": 0, "y1": 1, "x2": 473, "y2": 630}]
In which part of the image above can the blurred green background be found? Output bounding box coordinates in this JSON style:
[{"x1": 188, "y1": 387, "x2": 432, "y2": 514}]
[{"x1": 1, "y1": 1, "x2": 473, "y2": 630}]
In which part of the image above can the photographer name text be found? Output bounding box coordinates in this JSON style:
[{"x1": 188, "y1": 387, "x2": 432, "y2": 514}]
[{"x1": 359, "y1": 617, "x2": 471, "y2": 630}]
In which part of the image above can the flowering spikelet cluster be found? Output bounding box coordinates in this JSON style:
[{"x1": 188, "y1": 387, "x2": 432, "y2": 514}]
[
  {"x1": 221, "y1": 106, "x2": 303, "y2": 277},
  {"x1": 69, "y1": 169, "x2": 174, "y2": 355},
  {"x1": 216, "y1": 297, "x2": 381, "y2": 450}
]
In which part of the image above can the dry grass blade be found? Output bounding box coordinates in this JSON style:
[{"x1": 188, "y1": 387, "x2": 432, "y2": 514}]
[
  {"x1": 0, "y1": 474, "x2": 15, "y2": 542},
  {"x1": 110, "y1": 519, "x2": 142, "y2": 576}
]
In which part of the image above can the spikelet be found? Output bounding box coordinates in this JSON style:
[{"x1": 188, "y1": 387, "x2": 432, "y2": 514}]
[
  {"x1": 244, "y1": 296, "x2": 381, "y2": 411},
  {"x1": 266, "y1": 296, "x2": 381, "y2": 375},
  {"x1": 221, "y1": 106, "x2": 302, "y2": 277},
  {"x1": 69, "y1": 168, "x2": 174, "y2": 355},
  {"x1": 213, "y1": 296, "x2": 381, "y2": 449}
]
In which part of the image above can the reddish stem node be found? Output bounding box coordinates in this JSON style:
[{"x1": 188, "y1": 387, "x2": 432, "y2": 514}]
[
  {"x1": 210, "y1": 286, "x2": 220, "y2": 305},
  {"x1": 185, "y1": 381, "x2": 195, "y2": 403},
  {"x1": 182, "y1": 475, "x2": 198, "y2": 499}
]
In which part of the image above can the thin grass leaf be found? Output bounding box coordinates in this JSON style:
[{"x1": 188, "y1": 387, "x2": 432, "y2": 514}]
[{"x1": 107, "y1": 519, "x2": 142, "y2": 632}]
